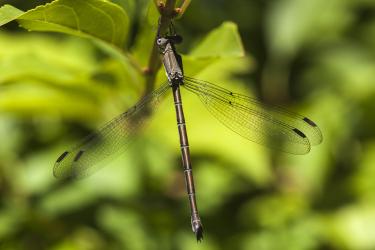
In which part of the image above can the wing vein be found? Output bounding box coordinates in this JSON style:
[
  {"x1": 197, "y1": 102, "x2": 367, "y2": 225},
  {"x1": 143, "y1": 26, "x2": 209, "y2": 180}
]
[
  {"x1": 54, "y1": 82, "x2": 170, "y2": 179},
  {"x1": 183, "y1": 77, "x2": 322, "y2": 154}
]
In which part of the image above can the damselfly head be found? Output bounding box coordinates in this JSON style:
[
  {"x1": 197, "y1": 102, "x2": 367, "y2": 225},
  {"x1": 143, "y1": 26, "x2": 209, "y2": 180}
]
[
  {"x1": 157, "y1": 35, "x2": 182, "y2": 48},
  {"x1": 157, "y1": 37, "x2": 168, "y2": 47}
]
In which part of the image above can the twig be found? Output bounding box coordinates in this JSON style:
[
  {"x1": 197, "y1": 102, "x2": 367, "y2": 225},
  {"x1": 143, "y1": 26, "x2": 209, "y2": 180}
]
[{"x1": 176, "y1": 0, "x2": 191, "y2": 18}]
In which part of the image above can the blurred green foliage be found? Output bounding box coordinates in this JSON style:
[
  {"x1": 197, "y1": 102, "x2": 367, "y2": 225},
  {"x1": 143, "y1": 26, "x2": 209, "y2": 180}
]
[{"x1": 0, "y1": 0, "x2": 374, "y2": 249}]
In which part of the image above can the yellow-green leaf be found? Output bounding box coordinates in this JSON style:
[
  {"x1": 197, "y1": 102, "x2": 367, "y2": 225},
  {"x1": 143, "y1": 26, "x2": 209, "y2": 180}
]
[
  {"x1": 189, "y1": 21, "x2": 245, "y2": 58},
  {"x1": 0, "y1": 0, "x2": 129, "y2": 50},
  {"x1": 0, "y1": 5, "x2": 24, "y2": 26}
]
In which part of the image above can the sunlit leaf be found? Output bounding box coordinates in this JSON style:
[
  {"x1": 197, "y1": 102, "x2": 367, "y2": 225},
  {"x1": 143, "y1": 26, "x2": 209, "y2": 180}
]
[
  {"x1": 266, "y1": 0, "x2": 353, "y2": 57},
  {"x1": 326, "y1": 205, "x2": 375, "y2": 250},
  {"x1": 97, "y1": 206, "x2": 151, "y2": 249},
  {"x1": 0, "y1": 0, "x2": 130, "y2": 50},
  {"x1": 131, "y1": 1, "x2": 159, "y2": 66},
  {"x1": 110, "y1": 0, "x2": 136, "y2": 19},
  {"x1": 189, "y1": 21, "x2": 245, "y2": 58},
  {"x1": 0, "y1": 4, "x2": 23, "y2": 26}
]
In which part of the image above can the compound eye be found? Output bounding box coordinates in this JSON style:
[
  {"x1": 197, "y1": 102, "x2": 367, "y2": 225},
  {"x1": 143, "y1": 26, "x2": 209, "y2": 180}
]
[
  {"x1": 173, "y1": 35, "x2": 183, "y2": 44},
  {"x1": 156, "y1": 38, "x2": 163, "y2": 45}
]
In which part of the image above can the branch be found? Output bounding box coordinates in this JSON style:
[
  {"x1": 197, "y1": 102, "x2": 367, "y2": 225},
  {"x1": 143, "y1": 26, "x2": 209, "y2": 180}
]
[
  {"x1": 176, "y1": 0, "x2": 191, "y2": 18},
  {"x1": 143, "y1": 0, "x2": 178, "y2": 94}
]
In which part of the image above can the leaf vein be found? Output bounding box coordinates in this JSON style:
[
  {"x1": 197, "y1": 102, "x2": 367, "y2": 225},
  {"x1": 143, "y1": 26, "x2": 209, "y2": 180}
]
[{"x1": 85, "y1": 1, "x2": 116, "y2": 44}]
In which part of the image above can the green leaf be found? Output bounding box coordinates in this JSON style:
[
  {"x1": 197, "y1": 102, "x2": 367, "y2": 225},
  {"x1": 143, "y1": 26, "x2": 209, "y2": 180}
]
[
  {"x1": 110, "y1": 0, "x2": 136, "y2": 19},
  {"x1": 266, "y1": 0, "x2": 353, "y2": 57},
  {"x1": 189, "y1": 21, "x2": 245, "y2": 58},
  {"x1": 0, "y1": 32, "x2": 143, "y2": 123},
  {"x1": 0, "y1": 0, "x2": 130, "y2": 50},
  {"x1": 97, "y1": 206, "x2": 151, "y2": 249},
  {"x1": 154, "y1": 21, "x2": 251, "y2": 84},
  {"x1": 0, "y1": 5, "x2": 23, "y2": 26},
  {"x1": 131, "y1": 1, "x2": 159, "y2": 66}
]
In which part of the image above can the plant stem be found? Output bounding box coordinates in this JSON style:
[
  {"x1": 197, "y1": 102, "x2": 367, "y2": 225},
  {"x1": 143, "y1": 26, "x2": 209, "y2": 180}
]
[
  {"x1": 143, "y1": 0, "x2": 178, "y2": 94},
  {"x1": 177, "y1": 0, "x2": 191, "y2": 18}
]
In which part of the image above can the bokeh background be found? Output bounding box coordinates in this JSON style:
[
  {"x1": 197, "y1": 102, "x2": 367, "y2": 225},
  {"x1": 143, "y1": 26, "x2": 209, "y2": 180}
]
[{"x1": 1, "y1": 0, "x2": 375, "y2": 249}]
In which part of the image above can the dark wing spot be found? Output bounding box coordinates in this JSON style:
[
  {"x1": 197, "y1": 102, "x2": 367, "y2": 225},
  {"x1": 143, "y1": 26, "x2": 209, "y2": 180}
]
[
  {"x1": 293, "y1": 128, "x2": 306, "y2": 138},
  {"x1": 303, "y1": 117, "x2": 317, "y2": 127},
  {"x1": 229, "y1": 92, "x2": 233, "y2": 96},
  {"x1": 74, "y1": 150, "x2": 85, "y2": 162},
  {"x1": 229, "y1": 101, "x2": 232, "y2": 105},
  {"x1": 56, "y1": 151, "x2": 69, "y2": 163}
]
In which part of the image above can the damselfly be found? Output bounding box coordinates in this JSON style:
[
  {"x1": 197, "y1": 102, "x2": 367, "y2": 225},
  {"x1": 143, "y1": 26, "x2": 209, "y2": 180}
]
[{"x1": 54, "y1": 22, "x2": 322, "y2": 241}]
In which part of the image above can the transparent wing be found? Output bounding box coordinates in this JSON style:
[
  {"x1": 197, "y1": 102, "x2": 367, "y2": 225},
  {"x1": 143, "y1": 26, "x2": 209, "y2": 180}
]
[
  {"x1": 54, "y1": 82, "x2": 170, "y2": 179},
  {"x1": 183, "y1": 76, "x2": 323, "y2": 154}
]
